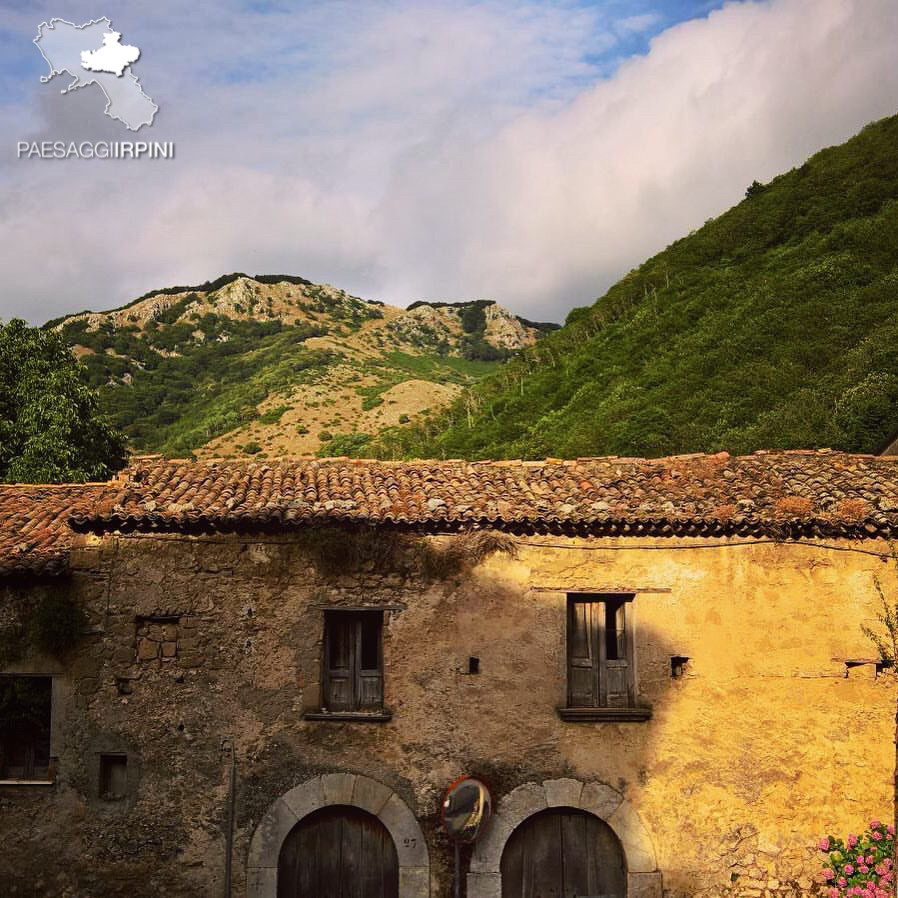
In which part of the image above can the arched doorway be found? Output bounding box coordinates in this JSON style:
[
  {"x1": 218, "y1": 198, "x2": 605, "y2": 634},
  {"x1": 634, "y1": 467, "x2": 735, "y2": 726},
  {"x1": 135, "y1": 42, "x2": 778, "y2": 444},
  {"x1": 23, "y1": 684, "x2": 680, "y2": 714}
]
[
  {"x1": 500, "y1": 807, "x2": 627, "y2": 898},
  {"x1": 247, "y1": 773, "x2": 429, "y2": 898},
  {"x1": 278, "y1": 804, "x2": 399, "y2": 898}
]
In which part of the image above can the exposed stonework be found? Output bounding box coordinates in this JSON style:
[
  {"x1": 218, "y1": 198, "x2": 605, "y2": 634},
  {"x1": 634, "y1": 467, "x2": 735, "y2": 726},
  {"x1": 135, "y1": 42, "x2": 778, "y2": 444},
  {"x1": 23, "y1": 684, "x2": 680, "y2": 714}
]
[
  {"x1": 246, "y1": 773, "x2": 430, "y2": 897},
  {"x1": 0, "y1": 527, "x2": 894, "y2": 897},
  {"x1": 467, "y1": 779, "x2": 656, "y2": 897}
]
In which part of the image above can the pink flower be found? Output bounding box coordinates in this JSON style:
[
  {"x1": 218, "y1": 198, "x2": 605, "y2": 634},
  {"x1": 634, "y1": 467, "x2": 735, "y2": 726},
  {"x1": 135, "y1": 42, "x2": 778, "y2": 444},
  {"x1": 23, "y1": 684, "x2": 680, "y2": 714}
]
[
  {"x1": 839, "y1": 877, "x2": 848, "y2": 886},
  {"x1": 889, "y1": 825, "x2": 895, "y2": 836},
  {"x1": 845, "y1": 864, "x2": 855, "y2": 875},
  {"x1": 828, "y1": 889, "x2": 840, "y2": 898},
  {"x1": 867, "y1": 855, "x2": 875, "y2": 864},
  {"x1": 859, "y1": 865, "x2": 870, "y2": 874},
  {"x1": 820, "y1": 838, "x2": 833, "y2": 851},
  {"x1": 872, "y1": 832, "x2": 883, "y2": 841},
  {"x1": 824, "y1": 868, "x2": 836, "y2": 880},
  {"x1": 871, "y1": 820, "x2": 882, "y2": 829},
  {"x1": 849, "y1": 835, "x2": 860, "y2": 848}
]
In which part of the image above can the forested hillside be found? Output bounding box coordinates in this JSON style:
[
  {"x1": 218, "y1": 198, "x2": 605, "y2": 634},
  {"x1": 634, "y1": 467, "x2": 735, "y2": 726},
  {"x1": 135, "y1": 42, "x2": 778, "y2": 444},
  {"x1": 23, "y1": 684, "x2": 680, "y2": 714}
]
[{"x1": 366, "y1": 113, "x2": 898, "y2": 460}]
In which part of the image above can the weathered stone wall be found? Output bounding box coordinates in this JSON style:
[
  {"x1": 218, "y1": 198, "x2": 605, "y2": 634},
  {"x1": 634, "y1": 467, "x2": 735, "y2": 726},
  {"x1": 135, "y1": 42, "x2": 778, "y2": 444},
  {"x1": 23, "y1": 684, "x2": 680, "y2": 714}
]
[{"x1": 0, "y1": 530, "x2": 894, "y2": 897}]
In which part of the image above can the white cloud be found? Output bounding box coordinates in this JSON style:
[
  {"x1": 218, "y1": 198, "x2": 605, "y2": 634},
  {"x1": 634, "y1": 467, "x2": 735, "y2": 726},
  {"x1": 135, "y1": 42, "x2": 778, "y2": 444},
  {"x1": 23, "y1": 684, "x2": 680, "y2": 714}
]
[{"x1": 2, "y1": 0, "x2": 898, "y2": 323}]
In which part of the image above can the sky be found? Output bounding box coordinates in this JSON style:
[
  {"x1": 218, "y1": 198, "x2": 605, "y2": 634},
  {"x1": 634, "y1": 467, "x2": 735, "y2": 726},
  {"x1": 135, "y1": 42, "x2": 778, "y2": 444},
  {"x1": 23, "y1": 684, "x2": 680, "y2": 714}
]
[{"x1": 1, "y1": 0, "x2": 897, "y2": 325}]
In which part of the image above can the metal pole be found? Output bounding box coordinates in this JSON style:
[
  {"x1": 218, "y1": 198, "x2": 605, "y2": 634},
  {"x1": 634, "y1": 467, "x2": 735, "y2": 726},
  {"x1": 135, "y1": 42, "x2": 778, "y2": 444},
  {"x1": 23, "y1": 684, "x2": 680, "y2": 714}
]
[
  {"x1": 223, "y1": 740, "x2": 236, "y2": 898},
  {"x1": 454, "y1": 842, "x2": 461, "y2": 898}
]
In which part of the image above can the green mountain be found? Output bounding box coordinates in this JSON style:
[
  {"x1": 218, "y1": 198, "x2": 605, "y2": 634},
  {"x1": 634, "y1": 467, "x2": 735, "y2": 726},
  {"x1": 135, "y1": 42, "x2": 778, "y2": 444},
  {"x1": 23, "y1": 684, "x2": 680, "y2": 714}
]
[
  {"x1": 365, "y1": 113, "x2": 898, "y2": 461},
  {"x1": 50, "y1": 277, "x2": 556, "y2": 460}
]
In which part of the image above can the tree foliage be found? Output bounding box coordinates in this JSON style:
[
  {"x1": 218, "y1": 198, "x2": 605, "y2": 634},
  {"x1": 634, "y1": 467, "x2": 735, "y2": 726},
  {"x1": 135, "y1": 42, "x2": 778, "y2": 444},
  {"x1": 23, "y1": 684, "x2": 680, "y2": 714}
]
[{"x1": 0, "y1": 319, "x2": 126, "y2": 483}]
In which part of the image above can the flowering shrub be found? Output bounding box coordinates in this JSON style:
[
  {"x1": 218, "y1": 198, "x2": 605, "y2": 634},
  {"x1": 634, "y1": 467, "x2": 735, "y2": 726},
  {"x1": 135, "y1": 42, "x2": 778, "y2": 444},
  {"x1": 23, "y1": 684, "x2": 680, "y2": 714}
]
[{"x1": 819, "y1": 820, "x2": 895, "y2": 898}]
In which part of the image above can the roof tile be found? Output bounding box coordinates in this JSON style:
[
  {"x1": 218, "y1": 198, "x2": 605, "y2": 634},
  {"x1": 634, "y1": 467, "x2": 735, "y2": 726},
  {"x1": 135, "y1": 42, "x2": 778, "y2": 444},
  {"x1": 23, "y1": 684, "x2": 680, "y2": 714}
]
[
  {"x1": 67, "y1": 453, "x2": 898, "y2": 539},
  {"x1": 7, "y1": 452, "x2": 898, "y2": 576},
  {"x1": 0, "y1": 484, "x2": 114, "y2": 576}
]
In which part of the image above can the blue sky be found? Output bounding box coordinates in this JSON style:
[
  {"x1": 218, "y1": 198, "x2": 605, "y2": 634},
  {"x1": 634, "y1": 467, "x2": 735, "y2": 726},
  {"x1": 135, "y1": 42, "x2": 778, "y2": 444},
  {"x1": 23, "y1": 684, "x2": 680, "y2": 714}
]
[{"x1": 1, "y1": 0, "x2": 897, "y2": 322}]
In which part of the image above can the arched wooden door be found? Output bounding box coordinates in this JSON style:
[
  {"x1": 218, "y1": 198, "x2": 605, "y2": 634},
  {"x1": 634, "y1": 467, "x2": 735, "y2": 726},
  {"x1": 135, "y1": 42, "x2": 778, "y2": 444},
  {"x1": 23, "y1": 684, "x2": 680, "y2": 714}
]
[
  {"x1": 277, "y1": 805, "x2": 399, "y2": 898},
  {"x1": 500, "y1": 808, "x2": 627, "y2": 898}
]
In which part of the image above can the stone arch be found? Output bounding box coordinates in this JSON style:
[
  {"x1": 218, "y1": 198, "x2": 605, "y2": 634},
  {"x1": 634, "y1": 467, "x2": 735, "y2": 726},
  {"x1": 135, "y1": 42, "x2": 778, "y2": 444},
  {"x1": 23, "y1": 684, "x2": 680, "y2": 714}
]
[
  {"x1": 246, "y1": 773, "x2": 430, "y2": 898},
  {"x1": 467, "y1": 778, "x2": 661, "y2": 898}
]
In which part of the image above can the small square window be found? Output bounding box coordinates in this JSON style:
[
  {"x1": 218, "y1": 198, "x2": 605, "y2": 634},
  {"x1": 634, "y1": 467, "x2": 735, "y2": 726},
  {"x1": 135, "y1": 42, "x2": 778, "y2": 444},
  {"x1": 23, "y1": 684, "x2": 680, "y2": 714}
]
[{"x1": 99, "y1": 754, "x2": 128, "y2": 801}]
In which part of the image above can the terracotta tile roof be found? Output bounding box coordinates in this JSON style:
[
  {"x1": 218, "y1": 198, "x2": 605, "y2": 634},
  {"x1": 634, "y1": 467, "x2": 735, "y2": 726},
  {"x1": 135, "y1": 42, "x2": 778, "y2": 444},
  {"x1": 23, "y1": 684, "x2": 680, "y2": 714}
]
[
  {"x1": 66, "y1": 450, "x2": 898, "y2": 539},
  {"x1": 0, "y1": 484, "x2": 115, "y2": 577},
  {"x1": 6, "y1": 451, "x2": 898, "y2": 577}
]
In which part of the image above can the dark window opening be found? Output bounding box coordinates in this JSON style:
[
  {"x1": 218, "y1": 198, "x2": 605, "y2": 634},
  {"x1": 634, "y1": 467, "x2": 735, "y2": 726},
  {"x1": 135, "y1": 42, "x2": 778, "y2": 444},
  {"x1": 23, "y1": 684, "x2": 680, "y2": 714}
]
[
  {"x1": 99, "y1": 754, "x2": 128, "y2": 800},
  {"x1": 323, "y1": 610, "x2": 384, "y2": 713},
  {"x1": 360, "y1": 616, "x2": 380, "y2": 671},
  {"x1": 671, "y1": 656, "x2": 690, "y2": 678},
  {"x1": 0, "y1": 676, "x2": 52, "y2": 781},
  {"x1": 566, "y1": 594, "x2": 635, "y2": 710},
  {"x1": 605, "y1": 598, "x2": 627, "y2": 661},
  {"x1": 468, "y1": 656, "x2": 480, "y2": 675}
]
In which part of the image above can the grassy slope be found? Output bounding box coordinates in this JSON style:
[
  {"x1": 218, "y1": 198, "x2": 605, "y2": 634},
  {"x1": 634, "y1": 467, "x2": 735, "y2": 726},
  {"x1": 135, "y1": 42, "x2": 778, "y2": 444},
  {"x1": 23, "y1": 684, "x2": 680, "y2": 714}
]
[
  {"x1": 57, "y1": 286, "x2": 528, "y2": 459},
  {"x1": 372, "y1": 113, "x2": 898, "y2": 460}
]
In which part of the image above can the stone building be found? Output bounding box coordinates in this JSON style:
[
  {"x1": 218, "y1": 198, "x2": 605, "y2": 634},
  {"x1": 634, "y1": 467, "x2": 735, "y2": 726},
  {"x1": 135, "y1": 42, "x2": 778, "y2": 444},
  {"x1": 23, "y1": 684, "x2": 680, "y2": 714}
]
[{"x1": 0, "y1": 450, "x2": 896, "y2": 898}]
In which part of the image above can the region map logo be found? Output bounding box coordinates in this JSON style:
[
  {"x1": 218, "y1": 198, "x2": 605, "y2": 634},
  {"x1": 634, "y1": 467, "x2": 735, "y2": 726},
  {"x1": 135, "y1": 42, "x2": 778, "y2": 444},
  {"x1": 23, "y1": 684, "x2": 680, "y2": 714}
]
[
  {"x1": 17, "y1": 17, "x2": 173, "y2": 160},
  {"x1": 35, "y1": 17, "x2": 157, "y2": 131}
]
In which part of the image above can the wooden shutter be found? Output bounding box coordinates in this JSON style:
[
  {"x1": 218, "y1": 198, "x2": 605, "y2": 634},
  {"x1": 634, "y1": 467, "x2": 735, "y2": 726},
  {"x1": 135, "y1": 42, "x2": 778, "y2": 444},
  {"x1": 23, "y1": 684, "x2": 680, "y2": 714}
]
[
  {"x1": 324, "y1": 611, "x2": 384, "y2": 712},
  {"x1": 324, "y1": 612, "x2": 355, "y2": 711},
  {"x1": 567, "y1": 595, "x2": 635, "y2": 709},
  {"x1": 357, "y1": 613, "x2": 384, "y2": 710},
  {"x1": 567, "y1": 599, "x2": 597, "y2": 707},
  {"x1": 599, "y1": 600, "x2": 632, "y2": 708}
]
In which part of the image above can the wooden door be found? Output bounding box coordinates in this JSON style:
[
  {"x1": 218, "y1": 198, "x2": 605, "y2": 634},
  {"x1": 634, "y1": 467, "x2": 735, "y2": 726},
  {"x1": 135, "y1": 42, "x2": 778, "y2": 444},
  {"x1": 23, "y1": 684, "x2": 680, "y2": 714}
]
[
  {"x1": 278, "y1": 805, "x2": 399, "y2": 898},
  {"x1": 500, "y1": 808, "x2": 627, "y2": 898}
]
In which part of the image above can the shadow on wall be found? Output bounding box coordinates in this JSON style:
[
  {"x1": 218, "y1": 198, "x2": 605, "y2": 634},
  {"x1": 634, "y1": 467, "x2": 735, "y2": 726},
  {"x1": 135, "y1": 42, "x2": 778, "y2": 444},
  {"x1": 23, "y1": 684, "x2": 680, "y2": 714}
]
[
  {"x1": 235, "y1": 527, "x2": 705, "y2": 898},
  {"x1": 22, "y1": 527, "x2": 846, "y2": 897},
  {"x1": 438, "y1": 578, "x2": 699, "y2": 898}
]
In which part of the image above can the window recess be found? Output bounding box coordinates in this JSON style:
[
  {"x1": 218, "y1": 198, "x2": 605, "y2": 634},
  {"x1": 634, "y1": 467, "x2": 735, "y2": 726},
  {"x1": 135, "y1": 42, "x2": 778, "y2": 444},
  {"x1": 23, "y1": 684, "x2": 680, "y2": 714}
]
[
  {"x1": 0, "y1": 676, "x2": 53, "y2": 782},
  {"x1": 559, "y1": 594, "x2": 651, "y2": 722},
  {"x1": 305, "y1": 610, "x2": 390, "y2": 721},
  {"x1": 99, "y1": 754, "x2": 128, "y2": 801}
]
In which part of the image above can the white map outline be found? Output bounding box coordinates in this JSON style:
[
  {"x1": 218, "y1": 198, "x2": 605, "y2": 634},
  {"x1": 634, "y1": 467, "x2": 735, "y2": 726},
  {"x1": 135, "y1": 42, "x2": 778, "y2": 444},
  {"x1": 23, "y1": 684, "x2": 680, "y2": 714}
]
[{"x1": 33, "y1": 17, "x2": 158, "y2": 132}]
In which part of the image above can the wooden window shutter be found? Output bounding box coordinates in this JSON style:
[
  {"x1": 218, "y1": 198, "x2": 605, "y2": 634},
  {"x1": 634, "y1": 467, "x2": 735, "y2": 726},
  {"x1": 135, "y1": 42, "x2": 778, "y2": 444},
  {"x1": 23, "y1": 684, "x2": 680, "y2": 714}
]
[
  {"x1": 324, "y1": 612, "x2": 355, "y2": 711},
  {"x1": 567, "y1": 599, "x2": 598, "y2": 707},
  {"x1": 356, "y1": 613, "x2": 384, "y2": 710},
  {"x1": 323, "y1": 611, "x2": 384, "y2": 712},
  {"x1": 599, "y1": 599, "x2": 633, "y2": 708},
  {"x1": 567, "y1": 595, "x2": 636, "y2": 709}
]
